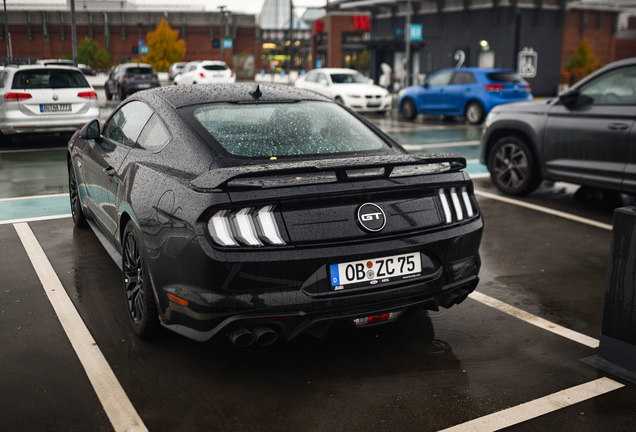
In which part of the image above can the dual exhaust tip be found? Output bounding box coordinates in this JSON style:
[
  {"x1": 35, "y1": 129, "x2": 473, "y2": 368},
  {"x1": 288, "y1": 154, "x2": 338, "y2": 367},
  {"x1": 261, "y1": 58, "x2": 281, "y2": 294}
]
[{"x1": 228, "y1": 325, "x2": 278, "y2": 347}]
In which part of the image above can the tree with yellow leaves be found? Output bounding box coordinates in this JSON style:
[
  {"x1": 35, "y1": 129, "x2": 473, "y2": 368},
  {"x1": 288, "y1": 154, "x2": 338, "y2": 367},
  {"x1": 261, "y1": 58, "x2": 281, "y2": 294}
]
[{"x1": 142, "y1": 17, "x2": 186, "y2": 72}]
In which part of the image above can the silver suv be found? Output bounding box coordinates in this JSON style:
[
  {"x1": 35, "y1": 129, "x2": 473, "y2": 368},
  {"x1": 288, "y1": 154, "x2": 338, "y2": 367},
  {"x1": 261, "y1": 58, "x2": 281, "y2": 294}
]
[{"x1": 0, "y1": 64, "x2": 100, "y2": 145}]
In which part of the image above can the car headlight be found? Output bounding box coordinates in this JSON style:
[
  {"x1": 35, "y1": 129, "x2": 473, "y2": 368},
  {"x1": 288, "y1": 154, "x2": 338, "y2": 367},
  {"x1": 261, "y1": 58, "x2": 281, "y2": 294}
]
[{"x1": 346, "y1": 94, "x2": 361, "y2": 98}]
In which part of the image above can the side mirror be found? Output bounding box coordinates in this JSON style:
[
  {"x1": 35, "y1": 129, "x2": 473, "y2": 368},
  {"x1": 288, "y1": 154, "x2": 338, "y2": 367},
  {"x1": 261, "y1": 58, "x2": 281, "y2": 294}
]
[
  {"x1": 558, "y1": 89, "x2": 580, "y2": 107},
  {"x1": 79, "y1": 119, "x2": 100, "y2": 140}
]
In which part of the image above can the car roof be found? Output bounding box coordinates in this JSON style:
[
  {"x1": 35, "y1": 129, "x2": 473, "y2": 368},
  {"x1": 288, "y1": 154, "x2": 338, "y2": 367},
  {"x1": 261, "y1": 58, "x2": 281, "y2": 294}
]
[
  {"x1": 136, "y1": 83, "x2": 334, "y2": 109},
  {"x1": 4, "y1": 64, "x2": 83, "y2": 72},
  {"x1": 119, "y1": 63, "x2": 154, "y2": 68},
  {"x1": 307, "y1": 68, "x2": 361, "y2": 74}
]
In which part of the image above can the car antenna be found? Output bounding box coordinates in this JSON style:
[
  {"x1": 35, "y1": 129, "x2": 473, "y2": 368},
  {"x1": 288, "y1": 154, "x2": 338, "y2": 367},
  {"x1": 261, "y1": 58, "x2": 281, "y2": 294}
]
[{"x1": 249, "y1": 84, "x2": 262, "y2": 100}]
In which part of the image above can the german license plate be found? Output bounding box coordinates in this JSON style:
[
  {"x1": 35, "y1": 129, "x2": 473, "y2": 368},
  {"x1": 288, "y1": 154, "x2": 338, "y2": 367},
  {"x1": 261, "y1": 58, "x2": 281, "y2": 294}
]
[
  {"x1": 137, "y1": 83, "x2": 151, "y2": 88},
  {"x1": 41, "y1": 104, "x2": 71, "y2": 112},
  {"x1": 330, "y1": 253, "x2": 421, "y2": 290},
  {"x1": 367, "y1": 102, "x2": 381, "y2": 107}
]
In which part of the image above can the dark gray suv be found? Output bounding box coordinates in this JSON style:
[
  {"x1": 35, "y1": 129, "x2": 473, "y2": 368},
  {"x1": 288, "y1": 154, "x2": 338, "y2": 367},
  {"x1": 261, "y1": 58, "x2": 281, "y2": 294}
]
[
  {"x1": 104, "y1": 63, "x2": 161, "y2": 100},
  {"x1": 481, "y1": 57, "x2": 636, "y2": 196}
]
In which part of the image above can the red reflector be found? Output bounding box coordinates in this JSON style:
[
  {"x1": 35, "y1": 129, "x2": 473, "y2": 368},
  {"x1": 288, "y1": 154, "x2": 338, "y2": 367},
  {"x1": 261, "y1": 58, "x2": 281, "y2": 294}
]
[
  {"x1": 4, "y1": 92, "x2": 32, "y2": 102},
  {"x1": 14, "y1": 125, "x2": 36, "y2": 129},
  {"x1": 367, "y1": 314, "x2": 391, "y2": 324},
  {"x1": 167, "y1": 293, "x2": 189, "y2": 306},
  {"x1": 230, "y1": 70, "x2": 234, "y2": 78},
  {"x1": 525, "y1": 83, "x2": 531, "y2": 91},
  {"x1": 78, "y1": 91, "x2": 97, "y2": 99},
  {"x1": 199, "y1": 72, "x2": 205, "y2": 78},
  {"x1": 124, "y1": 74, "x2": 134, "y2": 79},
  {"x1": 484, "y1": 84, "x2": 504, "y2": 92}
]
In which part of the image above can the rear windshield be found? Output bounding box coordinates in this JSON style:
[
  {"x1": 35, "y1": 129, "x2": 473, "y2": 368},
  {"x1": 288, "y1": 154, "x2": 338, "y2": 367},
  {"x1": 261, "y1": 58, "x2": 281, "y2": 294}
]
[
  {"x1": 189, "y1": 102, "x2": 387, "y2": 158},
  {"x1": 486, "y1": 72, "x2": 525, "y2": 83},
  {"x1": 203, "y1": 65, "x2": 227, "y2": 71},
  {"x1": 126, "y1": 67, "x2": 154, "y2": 75},
  {"x1": 330, "y1": 73, "x2": 368, "y2": 84},
  {"x1": 12, "y1": 69, "x2": 89, "y2": 89}
]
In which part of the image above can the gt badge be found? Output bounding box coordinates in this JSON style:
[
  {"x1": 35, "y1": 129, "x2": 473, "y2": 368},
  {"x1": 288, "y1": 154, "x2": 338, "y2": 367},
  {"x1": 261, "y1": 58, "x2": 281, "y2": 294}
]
[{"x1": 357, "y1": 203, "x2": 386, "y2": 233}]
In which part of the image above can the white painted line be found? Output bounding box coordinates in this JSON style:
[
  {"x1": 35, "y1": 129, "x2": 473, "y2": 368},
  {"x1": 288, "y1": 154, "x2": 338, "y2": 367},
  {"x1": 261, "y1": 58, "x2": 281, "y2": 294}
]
[
  {"x1": 0, "y1": 213, "x2": 71, "y2": 225},
  {"x1": 474, "y1": 189, "x2": 613, "y2": 231},
  {"x1": 470, "y1": 291, "x2": 600, "y2": 348},
  {"x1": 0, "y1": 193, "x2": 69, "y2": 202},
  {"x1": 466, "y1": 159, "x2": 480, "y2": 164},
  {"x1": 0, "y1": 147, "x2": 66, "y2": 154},
  {"x1": 439, "y1": 377, "x2": 624, "y2": 432},
  {"x1": 401, "y1": 140, "x2": 480, "y2": 150},
  {"x1": 468, "y1": 173, "x2": 490, "y2": 179},
  {"x1": 13, "y1": 223, "x2": 148, "y2": 432}
]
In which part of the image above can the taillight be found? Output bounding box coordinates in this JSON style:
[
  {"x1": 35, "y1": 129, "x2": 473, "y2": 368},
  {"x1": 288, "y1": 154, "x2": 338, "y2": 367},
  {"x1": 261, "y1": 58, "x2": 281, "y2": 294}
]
[
  {"x1": 152, "y1": 73, "x2": 158, "y2": 79},
  {"x1": 199, "y1": 72, "x2": 205, "y2": 78},
  {"x1": 525, "y1": 83, "x2": 531, "y2": 92},
  {"x1": 353, "y1": 311, "x2": 402, "y2": 326},
  {"x1": 208, "y1": 205, "x2": 286, "y2": 247},
  {"x1": 4, "y1": 92, "x2": 32, "y2": 102},
  {"x1": 484, "y1": 84, "x2": 504, "y2": 92},
  {"x1": 78, "y1": 91, "x2": 97, "y2": 99},
  {"x1": 124, "y1": 73, "x2": 134, "y2": 79},
  {"x1": 230, "y1": 70, "x2": 234, "y2": 78},
  {"x1": 438, "y1": 187, "x2": 475, "y2": 224}
]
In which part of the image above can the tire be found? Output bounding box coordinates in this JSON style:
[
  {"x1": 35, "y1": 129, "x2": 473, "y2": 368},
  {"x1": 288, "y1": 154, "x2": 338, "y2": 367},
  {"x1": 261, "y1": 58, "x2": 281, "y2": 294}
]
[
  {"x1": 122, "y1": 221, "x2": 161, "y2": 339},
  {"x1": 488, "y1": 136, "x2": 542, "y2": 196},
  {"x1": 401, "y1": 98, "x2": 417, "y2": 120},
  {"x1": 118, "y1": 86, "x2": 126, "y2": 100},
  {"x1": 105, "y1": 87, "x2": 112, "y2": 101},
  {"x1": 465, "y1": 101, "x2": 485, "y2": 124},
  {"x1": 68, "y1": 160, "x2": 88, "y2": 228},
  {"x1": 335, "y1": 96, "x2": 343, "y2": 104}
]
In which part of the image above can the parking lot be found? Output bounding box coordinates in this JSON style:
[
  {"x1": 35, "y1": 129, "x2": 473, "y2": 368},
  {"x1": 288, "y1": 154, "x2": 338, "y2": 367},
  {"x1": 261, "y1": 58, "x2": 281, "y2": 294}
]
[{"x1": 1, "y1": 108, "x2": 635, "y2": 432}]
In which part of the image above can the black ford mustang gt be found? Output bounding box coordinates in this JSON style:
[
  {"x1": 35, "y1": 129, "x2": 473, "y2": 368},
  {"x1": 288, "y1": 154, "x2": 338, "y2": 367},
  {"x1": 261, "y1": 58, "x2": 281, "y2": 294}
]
[{"x1": 67, "y1": 83, "x2": 483, "y2": 346}]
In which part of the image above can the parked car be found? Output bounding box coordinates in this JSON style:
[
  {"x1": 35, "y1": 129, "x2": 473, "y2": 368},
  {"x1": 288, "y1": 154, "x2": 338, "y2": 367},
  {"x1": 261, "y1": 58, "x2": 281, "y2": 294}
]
[
  {"x1": 0, "y1": 64, "x2": 99, "y2": 145},
  {"x1": 67, "y1": 83, "x2": 483, "y2": 345},
  {"x1": 481, "y1": 57, "x2": 636, "y2": 196},
  {"x1": 168, "y1": 62, "x2": 186, "y2": 81},
  {"x1": 173, "y1": 60, "x2": 235, "y2": 85},
  {"x1": 295, "y1": 68, "x2": 392, "y2": 114},
  {"x1": 104, "y1": 63, "x2": 160, "y2": 100},
  {"x1": 398, "y1": 68, "x2": 533, "y2": 124},
  {"x1": 36, "y1": 59, "x2": 96, "y2": 76}
]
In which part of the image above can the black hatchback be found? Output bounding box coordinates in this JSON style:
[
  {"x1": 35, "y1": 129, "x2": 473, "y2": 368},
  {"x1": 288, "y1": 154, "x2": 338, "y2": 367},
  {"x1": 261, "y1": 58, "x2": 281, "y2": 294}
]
[
  {"x1": 104, "y1": 62, "x2": 160, "y2": 100},
  {"x1": 68, "y1": 84, "x2": 483, "y2": 346}
]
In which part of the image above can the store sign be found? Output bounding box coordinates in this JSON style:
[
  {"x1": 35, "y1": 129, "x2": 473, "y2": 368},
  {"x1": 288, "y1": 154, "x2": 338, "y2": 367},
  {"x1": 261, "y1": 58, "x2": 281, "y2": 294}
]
[
  {"x1": 353, "y1": 16, "x2": 371, "y2": 32},
  {"x1": 518, "y1": 47, "x2": 538, "y2": 78},
  {"x1": 141, "y1": 46, "x2": 148, "y2": 55},
  {"x1": 409, "y1": 24, "x2": 423, "y2": 41},
  {"x1": 223, "y1": 38, "x2": 233, "y2": 50}
]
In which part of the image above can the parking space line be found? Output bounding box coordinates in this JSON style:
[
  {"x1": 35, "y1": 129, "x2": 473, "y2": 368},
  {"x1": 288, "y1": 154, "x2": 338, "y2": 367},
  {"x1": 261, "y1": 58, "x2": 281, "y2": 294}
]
[
  {"x1": 0, "y1": 214, "x2": 71, "y2": 225},
  {"x1": 13, "y1": 223, "x2": 148, "y2": 432},
  {"x1": 474, "y1": 189, "x2": 613, "y2": 231},
  {"x1": 401, "y1": 140, "x2": 480, "y2": 150},
  {"x1": 471, "y1": 291, "x2": 600, "y2": 348},
  {"x1": 0, "y1": 193, "x2": 69, "y2": 202},
  {"x1": 0, "y1": 147, "x2": 66, "y2": 154},
  {"x1": 439, "y1": 377, "x2": 623, "y2": 432}
]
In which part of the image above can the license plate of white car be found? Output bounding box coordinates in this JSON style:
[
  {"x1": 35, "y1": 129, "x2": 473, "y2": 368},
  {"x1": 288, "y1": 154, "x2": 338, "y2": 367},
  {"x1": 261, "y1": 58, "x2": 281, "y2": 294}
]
[
  {"x1": 330, "y1": 253, "x2": 421, "y2": 289},
  {"x1": 137, "y1": 83, "x2": 151, "y2": 88},
  {"x1": 367, "y1": 102, "x2": 381, "y2": 107},
  {"x1": 40, "y1": 104, "x2": 71, "y2": 112}
]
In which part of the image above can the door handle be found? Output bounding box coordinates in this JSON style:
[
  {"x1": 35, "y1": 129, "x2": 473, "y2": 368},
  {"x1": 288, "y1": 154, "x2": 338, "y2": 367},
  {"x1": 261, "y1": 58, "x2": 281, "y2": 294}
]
[
  {"x1": 103, "y1": 166, "x2": 116, "y2": 177},
  {"x1": 608, "y1": 123, "x2": 629, "y2": 131}
]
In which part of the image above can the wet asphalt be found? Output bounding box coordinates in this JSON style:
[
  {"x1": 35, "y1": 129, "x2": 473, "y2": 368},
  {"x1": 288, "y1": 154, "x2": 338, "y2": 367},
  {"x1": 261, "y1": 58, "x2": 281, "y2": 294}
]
[{"x1": 1, "y1": 108, "x2": 635, "y2": 431}]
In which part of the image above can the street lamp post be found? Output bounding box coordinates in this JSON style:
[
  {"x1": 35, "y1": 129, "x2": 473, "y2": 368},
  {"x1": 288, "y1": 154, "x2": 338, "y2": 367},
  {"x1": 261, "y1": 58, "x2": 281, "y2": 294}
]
[
  {"x1": 404, "y1": 0, "x2": 411, "y2": 88},
  {"x1": 3, "y1": 0, "x2": 12, "y2": 61},
  {"x1": 70, "y1": 0, "x2": 78, "y2": 67},
  {"x1": 218, "y1": 6, "x2": 226, "y2": 62},
  {"x1": 137, "y1": 22, "x2": 142, "y2": 64}
]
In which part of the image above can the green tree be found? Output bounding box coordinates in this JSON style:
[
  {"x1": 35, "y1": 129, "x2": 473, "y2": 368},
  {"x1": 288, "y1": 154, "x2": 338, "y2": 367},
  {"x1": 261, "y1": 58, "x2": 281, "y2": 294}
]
[
  {"x1": 143, "y1": 17, "x2": 186, "y2": 72},
  {"x1": 564, "y1": 38, "x2": 601, "y2": 84},
  {"x1": 77, "y1": 37, "x2": 111, "y2": 69}
]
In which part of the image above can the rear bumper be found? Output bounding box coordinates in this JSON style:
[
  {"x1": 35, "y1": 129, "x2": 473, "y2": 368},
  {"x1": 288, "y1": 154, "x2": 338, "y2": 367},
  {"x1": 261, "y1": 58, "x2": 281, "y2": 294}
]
[
  {"x1": 0, "y1": 106, "x2": 100, "y2": 135},
  {"x1": 151, "y1": 216, "x2": 483, "y2": 342}
]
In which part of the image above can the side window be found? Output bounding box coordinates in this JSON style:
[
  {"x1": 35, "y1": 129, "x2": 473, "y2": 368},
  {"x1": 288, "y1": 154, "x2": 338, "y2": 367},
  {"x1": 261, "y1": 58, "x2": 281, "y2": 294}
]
[
  {"x1": 0, "y1": 71, "x2": 8, "y2": 88},
  {"x1": 578, "y1": 66, "x2": 636, "y2": 106},
  {"x1": 305, "y1": 73, "x2": 317, "y2": 83},
  {"x1": 317, "y1": 73, "x2": 328, "y2": 84},
  {"x1": 450, "y1": 72, "x2": 476, "y2": 85},
  {"x1": 427, "y1": 71, "x2": 453, "y2": 87},
  {"x1": 103, "y1": 101, "x2": 153, "y2": 147},
  {"x1": 136, "y1": 114, "x2": 171, "y2": 152}
]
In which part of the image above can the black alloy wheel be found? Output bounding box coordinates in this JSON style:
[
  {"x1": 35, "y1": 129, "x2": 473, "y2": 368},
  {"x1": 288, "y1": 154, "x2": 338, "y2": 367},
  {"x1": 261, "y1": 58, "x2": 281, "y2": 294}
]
[
  {"x1": 68, "y1": 160, "x2": 87, "y2": 227},
  {"x1": 401, "y1": 98, "x2": 417, "y2": 120},
  {"x1": 105, "y1": 86, "x2": 112, "y2": 101},
  {"x1": 118, "y1": 86, "x2": 126, "y2": 100},
  {"x1": 465, "y1": 101, "x2": 485, "y2": 125},
  {"x1": 488, "y1": 136, "x2": 541, "y2": 196},
  {"x1": 122, "y1": 222, "x2": 160, "y2": 338}
]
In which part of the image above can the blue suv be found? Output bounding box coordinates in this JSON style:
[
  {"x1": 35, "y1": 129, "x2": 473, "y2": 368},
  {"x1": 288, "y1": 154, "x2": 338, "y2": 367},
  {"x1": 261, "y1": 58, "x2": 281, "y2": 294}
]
[{"x1": 398, "y1": 68, "x2": 533, "y2": 124}]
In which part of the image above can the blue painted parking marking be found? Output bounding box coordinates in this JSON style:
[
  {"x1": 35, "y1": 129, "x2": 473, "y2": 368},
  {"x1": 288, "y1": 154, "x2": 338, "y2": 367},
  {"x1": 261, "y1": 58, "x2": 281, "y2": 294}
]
[{"x1": 0, "y1": 194, "x2": 70, "y2": 222}]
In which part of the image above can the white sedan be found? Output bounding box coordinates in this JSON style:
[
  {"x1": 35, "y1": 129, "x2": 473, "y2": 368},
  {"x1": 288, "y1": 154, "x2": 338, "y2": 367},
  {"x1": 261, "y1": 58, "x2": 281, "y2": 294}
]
[
  {"x1": 173, "y1": 60, "x2": 236, "y2": 85},
  {"x1": 295, "y1": 68, "x2": 392, "y2": 113}
]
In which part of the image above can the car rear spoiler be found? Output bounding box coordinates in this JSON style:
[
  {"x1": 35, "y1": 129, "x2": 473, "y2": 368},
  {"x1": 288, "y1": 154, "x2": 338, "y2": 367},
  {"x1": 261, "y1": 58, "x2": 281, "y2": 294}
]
[{"x1": 190, "y1": 154, "x2": 467, "y2": 192}]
